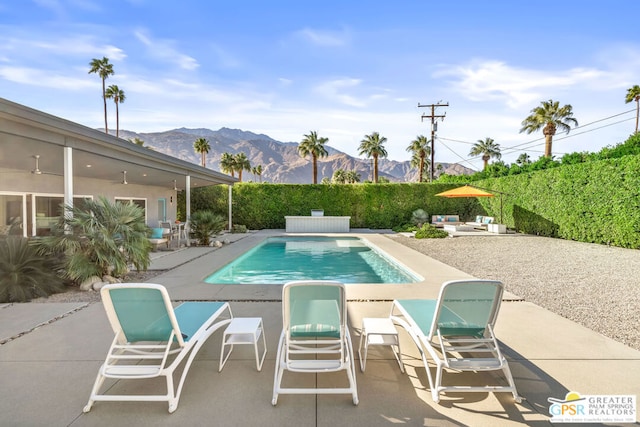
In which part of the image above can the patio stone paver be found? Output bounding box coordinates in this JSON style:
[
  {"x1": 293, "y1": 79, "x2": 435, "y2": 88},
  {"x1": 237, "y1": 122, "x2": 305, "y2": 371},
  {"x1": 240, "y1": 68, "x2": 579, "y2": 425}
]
[
  {"x1": 0, "y1": 302, "x2": 87, "y2": 344},
  {"x1": 1, "y1": 229, "x2": 638, "y2": 425}
]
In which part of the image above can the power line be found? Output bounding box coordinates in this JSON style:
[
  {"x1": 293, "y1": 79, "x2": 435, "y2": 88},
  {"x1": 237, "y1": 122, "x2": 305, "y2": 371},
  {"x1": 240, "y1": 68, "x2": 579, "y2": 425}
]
[{"x1": 437, "y1": 108, "x2": 637, "y2": 165}]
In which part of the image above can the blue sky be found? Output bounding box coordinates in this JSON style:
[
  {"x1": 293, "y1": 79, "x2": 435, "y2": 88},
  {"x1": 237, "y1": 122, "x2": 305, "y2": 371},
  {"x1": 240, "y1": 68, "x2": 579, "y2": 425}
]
[{"x1": 1, "y1": 0, "x2": 639, "y2": 171}]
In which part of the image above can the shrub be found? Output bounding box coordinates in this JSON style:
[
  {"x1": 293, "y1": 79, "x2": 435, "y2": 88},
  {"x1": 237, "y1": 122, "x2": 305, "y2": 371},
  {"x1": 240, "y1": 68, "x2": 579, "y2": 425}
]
[
  {"x1": 231, "y1": 224, "x2": 248, "y2": 233},
  {"x1": 392, "y1": 224, "x2": 419, "y2": 232},
  {"x1": 414, "y1": 224, "x2": 449, "y2": 239},
  {"x1": 33, "y1": 196, "x2": 151, "y2": 284},
  {"x1": 190, "y1": 211, "x2": 226, "y2": 245},
  {"x1": 0, "y1": 237, "x2": 66, "y2": 302},
  {"x1": 410, "y1": 209, "x2": 428, "y2": 227}
]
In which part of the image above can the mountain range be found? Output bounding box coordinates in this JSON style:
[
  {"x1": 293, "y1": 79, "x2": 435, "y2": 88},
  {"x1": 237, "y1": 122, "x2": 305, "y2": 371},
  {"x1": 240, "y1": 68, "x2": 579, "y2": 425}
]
[{"x1": 116, "y1": 127, "x2": 474, "y2": 183}]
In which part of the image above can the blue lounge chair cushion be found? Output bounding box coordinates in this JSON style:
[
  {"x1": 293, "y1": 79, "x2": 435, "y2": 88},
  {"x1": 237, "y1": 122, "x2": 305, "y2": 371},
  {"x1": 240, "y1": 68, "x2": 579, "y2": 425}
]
[
  {"x1": 151, "y1": 227, "x2": 164, "y2": 238},
  {"x1": 395, "y1": 299, "x2": 486, "y2": 338},
  {"x1": 290, "y1": 299, "x2": 341, "y2": 338},
  {"x1": 174, "y1": 302, "x2": 227, "y2": 341}
]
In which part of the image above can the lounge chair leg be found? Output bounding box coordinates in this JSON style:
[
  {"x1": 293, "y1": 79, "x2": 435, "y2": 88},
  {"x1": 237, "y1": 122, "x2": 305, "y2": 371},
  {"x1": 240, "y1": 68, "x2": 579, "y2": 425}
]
[{"x1": 272, "y1": 334, "x2": 285, "y2": 406}]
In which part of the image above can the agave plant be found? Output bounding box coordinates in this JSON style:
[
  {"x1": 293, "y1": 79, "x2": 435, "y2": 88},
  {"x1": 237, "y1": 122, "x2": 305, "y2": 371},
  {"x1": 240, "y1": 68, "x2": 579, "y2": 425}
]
[
  {"x1": 190, "y1": 211, "x2": 226, "y2": 246},
  {"x1": 411, "y1": 209, "x2": 429, "y2": 227},
  {"x1": 0, "y1": 237, "x2": 66, "y2": 302},
  {"x1": 33, "y1": 196, "x2": 151, "y2": 284}
]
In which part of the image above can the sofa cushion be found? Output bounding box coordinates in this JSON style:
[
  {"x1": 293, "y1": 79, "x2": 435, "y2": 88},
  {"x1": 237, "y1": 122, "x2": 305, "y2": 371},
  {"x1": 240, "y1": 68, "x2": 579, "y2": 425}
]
[
  {"x1": 151, "y1": 227, "x2": 164, "y2": 238},
  {"x1": 447, "y1": 216, "x2": 458, "y2": 222},
  {"x1": 475, "y1": 215, "x2": 483, "y2": 223},
  {"x1": 483, "y1": 217, "x2": 493, "y2": 224}
]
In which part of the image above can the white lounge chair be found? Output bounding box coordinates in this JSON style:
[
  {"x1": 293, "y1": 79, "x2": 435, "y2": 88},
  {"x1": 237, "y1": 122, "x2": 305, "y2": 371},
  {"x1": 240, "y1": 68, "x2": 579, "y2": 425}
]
[
  {"x1": 83, "y1": 283, "x2": 232, "y2": 413},
  {"x1": 272, "y1": 280, "x2": 358, "y2": 405},
  {"x1": 390, "y1": 279, "x2": 521, "y2": 403}
]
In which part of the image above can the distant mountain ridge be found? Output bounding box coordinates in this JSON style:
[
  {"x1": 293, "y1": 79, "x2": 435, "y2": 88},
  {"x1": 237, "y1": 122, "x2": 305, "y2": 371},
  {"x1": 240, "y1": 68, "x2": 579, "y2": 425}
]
[{"x1": 116, "y1": 127, "x2": 474, "y2": 183}]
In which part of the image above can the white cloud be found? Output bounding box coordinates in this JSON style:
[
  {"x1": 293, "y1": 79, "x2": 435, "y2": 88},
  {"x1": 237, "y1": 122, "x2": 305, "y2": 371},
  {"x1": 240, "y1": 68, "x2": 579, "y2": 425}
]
[
  {"x1": 0, "y1": 66, "x2": 94, "y2": 89},
  {"x1": 134, "y1": 29, "x2": 199, "y2": 70},
  {"x1": 314, "y1": 78, "x2": 364, "y2": 107},
  {"x1": 436, "y1": 60, "x2": 612, "y2": 109},
  {"x1": 0, "y1": 33, "x2": 126, "y2": 62},
  {"x1": 296, "y1": 28, "x2": 349, "y2": 47},
  {"x1": 312, "y1": 78, "x2": 392, "y2": 108}
]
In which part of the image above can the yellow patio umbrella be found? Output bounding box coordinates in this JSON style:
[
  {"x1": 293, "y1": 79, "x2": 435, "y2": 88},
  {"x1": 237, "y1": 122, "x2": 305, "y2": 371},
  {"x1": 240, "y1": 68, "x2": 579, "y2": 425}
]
[
  {"x1": 436, "y1": 185, "x2": 503, "y2": 223},
  {"x1": 435, "y1": 185, "x2": 495, "y2": 198}
]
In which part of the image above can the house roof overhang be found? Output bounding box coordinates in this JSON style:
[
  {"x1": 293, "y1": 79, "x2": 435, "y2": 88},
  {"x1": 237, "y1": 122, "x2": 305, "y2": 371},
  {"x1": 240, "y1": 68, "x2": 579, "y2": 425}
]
[{"x1": 0, "y1": 97, "x2": 237, "y2": 189}]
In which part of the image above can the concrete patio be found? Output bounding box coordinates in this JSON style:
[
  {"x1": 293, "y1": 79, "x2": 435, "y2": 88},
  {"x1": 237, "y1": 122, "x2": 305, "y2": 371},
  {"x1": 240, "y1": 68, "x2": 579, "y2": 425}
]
[{"x1": 1, "y1": 230, "x2": 638, "y2": 426}]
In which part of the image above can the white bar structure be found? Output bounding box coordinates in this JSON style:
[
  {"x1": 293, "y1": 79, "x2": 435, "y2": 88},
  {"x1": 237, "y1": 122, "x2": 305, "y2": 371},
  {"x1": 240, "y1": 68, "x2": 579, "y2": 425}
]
[{"x1": 284, "y1": 216, "x2": 351, "y2": 233}]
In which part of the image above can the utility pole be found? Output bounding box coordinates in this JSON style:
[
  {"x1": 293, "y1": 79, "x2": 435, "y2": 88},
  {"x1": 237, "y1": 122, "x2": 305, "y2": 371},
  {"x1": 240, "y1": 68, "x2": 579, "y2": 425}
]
[{"x1": 418, "y1": 101, "x2": 448, "y2": 182}]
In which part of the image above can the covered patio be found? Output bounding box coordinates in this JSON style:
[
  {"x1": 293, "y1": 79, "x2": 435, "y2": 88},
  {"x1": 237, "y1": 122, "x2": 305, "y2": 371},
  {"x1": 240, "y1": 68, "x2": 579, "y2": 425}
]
[{"x1": 0, "y1": 97, "x2": 237, "y2": 238}]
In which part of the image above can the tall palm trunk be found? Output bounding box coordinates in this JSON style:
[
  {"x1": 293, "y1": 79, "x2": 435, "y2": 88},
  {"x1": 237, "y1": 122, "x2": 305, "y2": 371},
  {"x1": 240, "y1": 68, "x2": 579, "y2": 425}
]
[
  {"x1": 543, "y1": 123, "x2": 556, "y2": 158},
  {"x1": 373, "y1": 154, "x2": 379, "y2": 183},
  {"x1": 418, "y1": 153, "x2": 425, "y2": 182},
  {"x1": 115, "y1": 101, "x2": 120, "y2": 137},
  {"x1": 635, "y1": 99, "x2": 639, "y2": 134},
  {"x1": 102, "y1": 79, "x2": 108, "y2": 134},
  {"x1": 312, "y1": 154, "x2": 318, "y2": 184}
]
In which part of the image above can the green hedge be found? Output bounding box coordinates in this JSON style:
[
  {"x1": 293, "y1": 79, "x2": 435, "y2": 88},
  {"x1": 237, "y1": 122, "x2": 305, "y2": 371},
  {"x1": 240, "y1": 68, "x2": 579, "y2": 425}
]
[
  {"x1": 476, "y1": 155, "x2": 640, "y2": 248},
  {"x1": 187, "y1": 183, "x2": 484, "y2": 230},
  {"x1": 181, "y1": 154, "x2": 640, "y2": 248}
]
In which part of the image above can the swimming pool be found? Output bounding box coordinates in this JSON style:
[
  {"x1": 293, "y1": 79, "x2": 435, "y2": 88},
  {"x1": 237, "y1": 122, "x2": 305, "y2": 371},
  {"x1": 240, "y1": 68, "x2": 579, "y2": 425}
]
[{"x1": 204, "y1": 236, "x2": 420, "y2": 284}]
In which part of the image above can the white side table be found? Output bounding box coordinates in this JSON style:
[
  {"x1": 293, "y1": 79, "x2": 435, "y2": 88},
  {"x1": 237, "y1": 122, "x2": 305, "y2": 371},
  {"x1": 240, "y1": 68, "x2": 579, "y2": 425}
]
[
  {"x1": 488, "y1": 223, "x2": 507, "y2": 234},
  {"x1": 358, "y1": 317, "x2": 404, "y2": 373},
  {"x1": 219, "y1": 317, "x2": 267, "y2": 372}
]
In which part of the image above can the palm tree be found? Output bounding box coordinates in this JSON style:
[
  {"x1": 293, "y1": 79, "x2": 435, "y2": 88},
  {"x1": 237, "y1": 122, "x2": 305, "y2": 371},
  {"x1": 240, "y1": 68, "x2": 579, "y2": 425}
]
[
  {"x1": 358, "y1": 132, "x2": 388, "y2": 183},
  {"x1": 298, "y1": 131, "x2": 329, "y2": 184},
  {"x1": 105, "y1": 85, "x2": 125, "y2": 137},
  {"x1": 33, "y1": 196, "x2": 150, "y2": 283},
  {"x1": 193, "y1": 138, "x2": 211, "y2": 167},
  {"x1": 220, "y1": 152, "x2": 235, "y2": 177},
  {"x1": 233, "y1": 152, "x2": 251, "y2": 182},
  {"x1": 469, "y1": 137, "x2": 502, "y2": 170},
  {"x1": 520, "y1": 99, "x2": 578, "y2": 158},
  {"x1": 625, "y1": 85, "x2": 640, "y2": 134},
  {"x1": 345, "y1": 170, "x2": 361, "y2": 184},
  {"x1": 406, "y1": 135, "x2": 431, "y2": 182},
  {"x1": 332, "y1": 169, "x2": 347, "y2": 184},
  {"x1": 252, "y1": 164, "x2": 263, "y2": 182},
  {"x1": 88, "y1": 57, "x2": 114, "y2": 134},
  {"x1": 410, "y1": 152, "x2": 429, "y2": 181},
  {"x1": 516, "y1": 153, "x2": 531, "y2": 166}
]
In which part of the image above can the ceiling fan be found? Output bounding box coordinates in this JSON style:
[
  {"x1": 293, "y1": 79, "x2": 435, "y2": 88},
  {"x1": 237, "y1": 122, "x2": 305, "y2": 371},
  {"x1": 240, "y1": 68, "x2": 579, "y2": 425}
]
[
  {"x1": 28, "y1": 154, "x2": 63, "y2": 176},
  {"x1": 31, "y1": 155, "x2": 43, "y2": 174}
]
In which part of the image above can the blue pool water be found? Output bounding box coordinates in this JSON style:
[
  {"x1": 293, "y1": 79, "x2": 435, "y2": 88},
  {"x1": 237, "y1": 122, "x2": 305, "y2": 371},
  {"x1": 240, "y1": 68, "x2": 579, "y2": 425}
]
[{"x1": 204, "y1": 236, "x2": 419, "y2": 284}]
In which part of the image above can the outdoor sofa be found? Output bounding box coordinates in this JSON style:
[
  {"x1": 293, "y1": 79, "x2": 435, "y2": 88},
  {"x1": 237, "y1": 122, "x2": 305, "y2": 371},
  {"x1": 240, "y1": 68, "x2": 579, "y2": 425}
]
[
  {"x1": 465, "y1": 215, "x2": 495, "y2": 230},
  {"x1": 431, "y1": 215, "x2": 464, "y2": 228}
]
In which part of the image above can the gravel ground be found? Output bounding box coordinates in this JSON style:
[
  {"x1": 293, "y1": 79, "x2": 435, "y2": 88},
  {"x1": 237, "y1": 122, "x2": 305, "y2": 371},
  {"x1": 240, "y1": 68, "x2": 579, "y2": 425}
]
[
  {"x1": 389, "y1": 233, "x2": 640, "y2": 351},
  {"x1": 30, "y1": 270, "x2": 167, "y2": 304}
]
